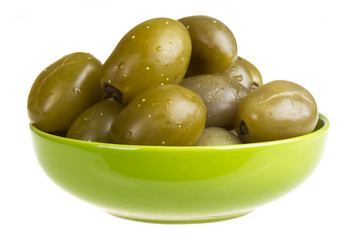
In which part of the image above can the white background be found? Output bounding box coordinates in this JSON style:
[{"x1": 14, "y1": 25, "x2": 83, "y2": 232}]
[{"x1": 1, "y1": 0, "x2": 353, "y2": 239}]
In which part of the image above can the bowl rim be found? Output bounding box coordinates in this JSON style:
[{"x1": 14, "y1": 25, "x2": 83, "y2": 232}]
[{"x1": 29, "y1": 113, "x2": 329, "y2": 150}]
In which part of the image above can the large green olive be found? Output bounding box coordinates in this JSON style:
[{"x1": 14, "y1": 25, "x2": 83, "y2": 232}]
[
  {"x1": 235, "y1": 80, "x2": 318, "y2": 143},
  {"x1": 225, "y1": 56, "x2": 263, "y2": 91},
  {"x1": 111, "y1": 84, "x2": 206, "y2": 146},
  {"x1": 178, "y1": 15, "x2": 238, "y2": 76},
  {"x1": 101, "y1": 18, "x2": 192, "y2": 104},
  {"x1": 196, "y1": 127, "x2": 243, "y2": 146},
  {"x1": 27, "y1": 52, "x2": 103, "y2": 133},
  {"x1": 181, "y1": 74, "x2": 249, "y2": 129},
  {"x1": 66, "y1": 98, "x2": 124, "y2": 143}
]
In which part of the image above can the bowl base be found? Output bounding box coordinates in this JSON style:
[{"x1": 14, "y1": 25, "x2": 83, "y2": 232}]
[{"x1": 106, "y1": 210, "x2": 254, "y2": 224}]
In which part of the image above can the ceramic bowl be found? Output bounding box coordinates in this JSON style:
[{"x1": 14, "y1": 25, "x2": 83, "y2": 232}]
[{"x1": 30, "y1": 113, "x2": 329, "y2": 223}]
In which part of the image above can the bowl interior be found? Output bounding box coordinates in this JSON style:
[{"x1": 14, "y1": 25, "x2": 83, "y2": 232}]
[{"x1": 30, "y1": 113, "x2": 329, "y2": 149}]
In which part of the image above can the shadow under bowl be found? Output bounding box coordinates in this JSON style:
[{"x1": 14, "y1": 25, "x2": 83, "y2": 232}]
[{"x1": 30, "y1": 113, "x2": 329, "y2": 224}]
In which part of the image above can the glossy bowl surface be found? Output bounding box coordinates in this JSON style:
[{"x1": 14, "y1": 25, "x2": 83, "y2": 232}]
[{"x1": 30, "y1": 114, "x2": 329, "y2": 223}]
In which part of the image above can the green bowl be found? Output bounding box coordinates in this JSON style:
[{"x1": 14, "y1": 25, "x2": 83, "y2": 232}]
[{"x1": 30, "y1": 113, "x2": 329, "y2": 224}]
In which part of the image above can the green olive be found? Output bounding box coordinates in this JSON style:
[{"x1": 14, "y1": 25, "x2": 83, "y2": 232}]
[
  {"x1": 66, "y1": 98, "x2": 124, "y2": 143},
  {"x1": 178, "y1": 15, "x2": 237, "y2": 76},
  {"x1": 27, "y1": 52, "x2": 103, "y2": 133},
  {"x1": 111, "y1": 84, "x2": 206, "y2": 146},
  {"x1": 225, "y1": 56, "x2": 263, "y2": 91},
  {"x1": 196, "y1": 127, "x2": 243, "y2": 146},
  {"x1": 235, "y1": 80, "x2": 318, "y2": 143},
  {"x1": 101, "y1": 18, "x2": 192, "y2": 104},
  {"x1": 181, "y1": 74, "x2": 249, "y2": 129}
]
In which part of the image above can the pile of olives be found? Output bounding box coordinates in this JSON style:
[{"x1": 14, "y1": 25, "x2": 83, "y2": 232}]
[{"x1": 27, "y1": 15, "x2": 318, "y2": 146}]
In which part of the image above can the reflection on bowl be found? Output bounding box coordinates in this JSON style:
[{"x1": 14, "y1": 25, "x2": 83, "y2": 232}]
[{"x1": 30, "y1": 114, "x2": 329, "y2": 223}]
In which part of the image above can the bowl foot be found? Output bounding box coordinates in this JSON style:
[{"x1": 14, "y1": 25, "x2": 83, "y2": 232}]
[{"x1": 106, "y1": 210, "x2": 254, "y2": 224}]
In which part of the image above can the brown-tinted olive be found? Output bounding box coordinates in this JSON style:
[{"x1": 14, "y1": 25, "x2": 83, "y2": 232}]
[{"x1": 181, "y1": 74, "x2": 249, "y2": 129}]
